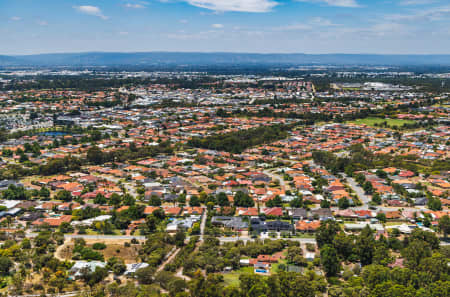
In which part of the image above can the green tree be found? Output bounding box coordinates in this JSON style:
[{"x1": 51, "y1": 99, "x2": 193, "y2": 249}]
[
  {"x1": 0, "y1": 256, "x2": 13, "y2": 276},
  {"x1": 86, "y1": 146, "x2": 104, "y2": 165},
  {"x1": 320, "y1": 244, "x2": 341, "y2": 277},
  {"x1": 316, "y1": 220, "x2": 341, "y2": 248},
  {"x1": 376, "y1": 212, "x2": 387, "y2": 223},
  {"x1": 217, "y1": 192, "x2": 230, "y2": 206},
  {"x1": 356, "y1": 225, "x2": 375, "y2": 266},
  {"x1": 189, "y1": 195, "x2": 200, "y2": 207},
  {"x1": 94, "y1": 193, "x2": 107, "y2": 205},
  {"x1": 427, "y1": 197, "x2": 442, "y2": 211},
  {"x1": 438, "y1": 215, "x2": 450, "y2": 238},
  {"x1": 338, "y1": 197, "x2": 350, "y2": 209},
  {"x1": 149, "y1": 195, "x2": 162, "y2": 206},
  {"x1": 403, "y1": 239, "x2": 431, "y2": 269},
  {"x1": 290, "y1": 197, "x2": 303, "y2": 208},
  {"x1": 39, "y1": 187, "x2": 50, "y2": 199},
  {"x1": 233, "y1": 191, "x2": 254, "y2": 207},
  {"x1": 56, "y1": 190, "x2": 72, "y2": 202},
  {"x1": 174, "y1": 229, "x2": 186, "y2": 247}
]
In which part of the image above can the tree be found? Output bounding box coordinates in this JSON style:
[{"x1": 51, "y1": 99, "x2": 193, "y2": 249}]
[
  {"x1": 81, "y1": 266, "x2": 108, "y2": 287},
  {"x1": 376, "y1": 169, "x2": 388, "y2": 179},
  {"x1": 376, "y1": 212, "x2": 387, "y2": 223},
  {"x1": 0, "y1": 256, "x2": 13, "y2": 276},
  {"x1": 217, "y1": 192, "x2": 229, "y2": 206},
  {"x1": 427, "y1": 197, "x2": 442, "y2": 211},
  {"x1": 320, "y1": 245, "x2": 341, "y2": 277},
  {"x1": 177, "y1": 193, "x2": 186, "y2": 205},
  {"x1": 276, "y1": 271, "x2": 315, "y2": 297},
  {"x1": 149, "y1": 195, "x2": 162, "y2": 206},
  {"x1": 189, "y1": 195, "x2": 200, "y2": 207},
  {"x1": 286, "y1": 247, "x2": 307, "y2": 266},
  {"x1": 320, "y1": 199, "x2": 330, "y2": 208},
  {"x1": 136, "y1": 265, "x2": 156, "y2": 284},
  {"x1": 356, "y1": 225, "x2": 375, "y2": 266},
  {"x1": 123, "y1": 194, "x2": 135, "y2": 206},
  {"x1": 174, "y1": 229, "x2": 186, "y2": 247},
  {"x1": 86, "y1": 146, "x2": 104, "y2": 165},
  {"x1": 438, "y1": 215, "x2": 450, "y2": 238},
  {"x1": 363, "y1": 181, "x2": 374, "y2": 194},
  {"x1": 39, "y1": 187, "x2": 50, "y2": 199},
  {"x1": 107, "y1": 257, "x2": 126, "y2": 275},
  {"x1": 94, "y1": 193, "x2": 107, "y2": 205},
  {"x1": 316, "y1": 220, "x2": 341, "y2": 248},
  {"x1": 355, "y1": 173, "x2": 366, "y2": 185},
  {"x1": 361, "y1": 264, "x2": 390, "y2": 289},
  {"x1": 333, "y1": 232, "x2": 354, "y2": 261},
  {"x1": 372, "y1": 192, "x2": 382, "y2": 205},
  {"x1": 59, "y1": 222, "x2": 74, "y2": 233},
  {"x1": 267, "y1": 195, "x2": 282, "y2": 207},
  {"x1": 338, "y1": 197, "x2": 350, "y2": 209},
  {"x1": 233, "y1": 191, "x2": 254, "y2": 207},
  {"x1": 56, "y1": 190, "x2": 72, "y2": 202},
  {"x1": 90, "y1": 130, "x2": 102, "y2": 142},
  {"x1": 290, "y1": 197, "x2": 303, "y2": 208},
  {"x1": 109, "y1": 193, "x2": 121, "y2": 207},
  {"x1": 403, "y1": 240, "x2": 431, "y2": 269}
]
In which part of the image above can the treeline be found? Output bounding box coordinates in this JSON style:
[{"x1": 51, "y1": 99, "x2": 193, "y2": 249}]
[
  {"x1": 1, "y1": 75, "x2": 217, "y2": 91},
  {"x1": 86, "y1": 141, "x2": 173, "y2": 165},
  {"x1": 312, "y1": 143, "x2": 449, "y2": 176},
  {"x1": 0, "y1": 141, "x2": 173, "y2": 179},
  {"x1": 188, "y1": 124, "x2": 293, "y2": 153}
]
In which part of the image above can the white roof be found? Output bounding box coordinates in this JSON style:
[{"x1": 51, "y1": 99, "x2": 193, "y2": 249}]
[{"x1": 0, "y1": 200, "x2": 22, "y2": 209}]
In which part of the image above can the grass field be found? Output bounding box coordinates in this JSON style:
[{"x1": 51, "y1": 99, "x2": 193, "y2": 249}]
[
  {"x1": 347, "y1": 117, "x2": 415, "y2": 128},
  {"x1": 222, "y1": 267, "x2": 254, "y2": 287}
]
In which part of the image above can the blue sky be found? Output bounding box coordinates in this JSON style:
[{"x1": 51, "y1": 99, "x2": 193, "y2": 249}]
[{"x1": 1, "y1": 0, "x2": 449, "y2": 55}]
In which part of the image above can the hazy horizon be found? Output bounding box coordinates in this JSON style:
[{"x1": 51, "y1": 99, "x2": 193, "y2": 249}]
[{"x1": 2, "y1": 0, "x2": 450, "y2": 55}]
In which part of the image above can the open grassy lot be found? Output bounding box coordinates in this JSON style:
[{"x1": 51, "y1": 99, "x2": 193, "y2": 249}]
[
  {"x1": 347, "y1": 117, "x2": 415, "y2": 128},
  {"x1": 222, "y1": 267, "x2": 254, "y2": 287}
]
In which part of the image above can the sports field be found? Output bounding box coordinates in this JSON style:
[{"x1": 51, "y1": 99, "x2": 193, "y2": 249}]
[{"x1": 348, "y1": 117, "x2": 415, "y2": 128}]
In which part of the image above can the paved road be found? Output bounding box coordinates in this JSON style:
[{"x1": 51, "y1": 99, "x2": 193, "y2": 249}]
[
  {"x1": 344, "y1": 175, "x2": 370, "y2": 206},
  {"x1": 26, "y1": 232, "x2": 147, "y2": 240},
  {"x1": 218, "y1": 236, "x2": 316, "y2": 244},
  {"x1": 64, "y1": 234, "x2": 146, "y2": 240},
  {"x1": 262, "y1": 170, "x2": 289, "y2": 190}
]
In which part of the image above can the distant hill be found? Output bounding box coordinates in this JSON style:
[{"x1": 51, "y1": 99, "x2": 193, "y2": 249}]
[
  {"x1": 1, "y1": 52, "x2": 450, "y2": 66},
  {"x1": 0, "y1": 55, "x2": 25, "y2": 66}
]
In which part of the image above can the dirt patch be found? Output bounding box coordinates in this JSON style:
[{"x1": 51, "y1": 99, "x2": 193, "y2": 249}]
[{"x1": 56, "y1": 238, "x2": 143, "y2": 263}]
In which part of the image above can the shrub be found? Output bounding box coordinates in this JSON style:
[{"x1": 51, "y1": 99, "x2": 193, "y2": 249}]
[{"x1": 92, "y1": 242, "x2": 107, "y2": 250}]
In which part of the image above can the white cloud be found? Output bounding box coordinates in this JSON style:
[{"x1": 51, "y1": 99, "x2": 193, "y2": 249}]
[
  {"x1": 124, "y1": 3, "x2": 147, "y2": 9},
  {"x1": 276, "y1": 23, "x2": 312, "y2": 31},
  {"x1": 212, "y1": 23, "x2": 224, "y2": 28},
  {"x1": 385, "y1": 5, "x2": 450, "y2": 22},
  {"x1": 10, "y1": 16, "x2": 22, "y2": 21},
  {"x1": 37, "y1": 20, "x2": 48, "y2": 26},
  {"x1": 399, "y1": 0, "x2": 436, "y2": 6},
  {"x1": 184, "y1": 0, "x2": 278, "y2": 13},
  {"x1": 119, "y1": 31, "x2": 129, "y2": 35},
  {"x1": 276, "y1": 17, "x2": 337, "y2": 31},
  {"x1": 297, "y1": 0, "x2": 360, "y2": 7},
  {"x1": 73, "y1": 5, "x2": 108, "y2": 20}
]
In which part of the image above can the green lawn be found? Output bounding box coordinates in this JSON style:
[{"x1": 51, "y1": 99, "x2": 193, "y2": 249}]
[
  {"x1": 347, "y1": 117, "x2": 415, "y2": 128},
  {"x1": 222, "y1": 267, "x2": 254, "y2": 287}
]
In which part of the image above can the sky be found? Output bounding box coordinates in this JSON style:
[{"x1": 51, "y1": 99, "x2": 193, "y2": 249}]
[{"x1": 1, "y1": 0, "x2": 449, "y2": 55}]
